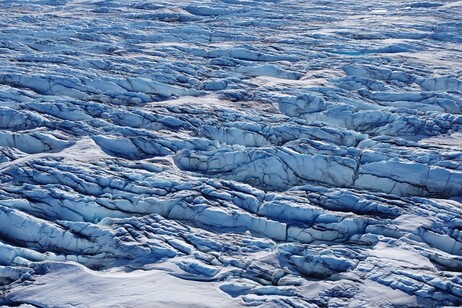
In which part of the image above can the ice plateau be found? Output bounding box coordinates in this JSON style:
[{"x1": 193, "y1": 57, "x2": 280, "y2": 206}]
[{"x1": 0, "y1": 0, "x2": 462, "y2": 307}]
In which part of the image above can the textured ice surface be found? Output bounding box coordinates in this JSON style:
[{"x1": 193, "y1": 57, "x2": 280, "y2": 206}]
[{"x1": 0, "y1": 0, "x2": 462, "y2": 307}]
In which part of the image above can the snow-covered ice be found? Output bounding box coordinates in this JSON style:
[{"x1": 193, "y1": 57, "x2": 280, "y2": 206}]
[{"x1": 0, "y1": 0, "x2": 461, "y2": 307}]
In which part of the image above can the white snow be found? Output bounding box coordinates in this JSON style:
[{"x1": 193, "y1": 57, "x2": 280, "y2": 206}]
[{"x1": 6, "y1": 262, "x2": 238, "y2": 308}]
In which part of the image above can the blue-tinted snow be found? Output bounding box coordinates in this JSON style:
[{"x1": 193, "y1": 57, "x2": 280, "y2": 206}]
[{"x1": 0, "y1": 0, "x2": 461, "y2": 306}]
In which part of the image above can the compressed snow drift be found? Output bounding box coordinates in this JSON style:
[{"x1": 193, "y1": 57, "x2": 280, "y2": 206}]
[{"x1": 0, "y1": 0, "x2": 461, "y2": 307}]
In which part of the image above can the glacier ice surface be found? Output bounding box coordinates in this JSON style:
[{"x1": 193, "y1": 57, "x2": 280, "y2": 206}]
[{"x1": 0, "y1": 0, "x2": 462, "y2": 307}]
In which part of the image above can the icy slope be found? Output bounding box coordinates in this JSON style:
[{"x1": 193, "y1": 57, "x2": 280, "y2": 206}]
[{"x1": 0, "y1": 0, "x2": 462, "y2": 307}]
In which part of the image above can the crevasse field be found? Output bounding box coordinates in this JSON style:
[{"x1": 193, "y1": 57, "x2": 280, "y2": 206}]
[{"x1": 0, "y1": 0, "x2": 461, "y2": 307}]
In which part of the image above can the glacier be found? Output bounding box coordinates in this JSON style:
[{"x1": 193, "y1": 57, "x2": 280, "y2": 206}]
[{"x1": 0, "y1": 0, "x2": 462, "y2": 307}]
